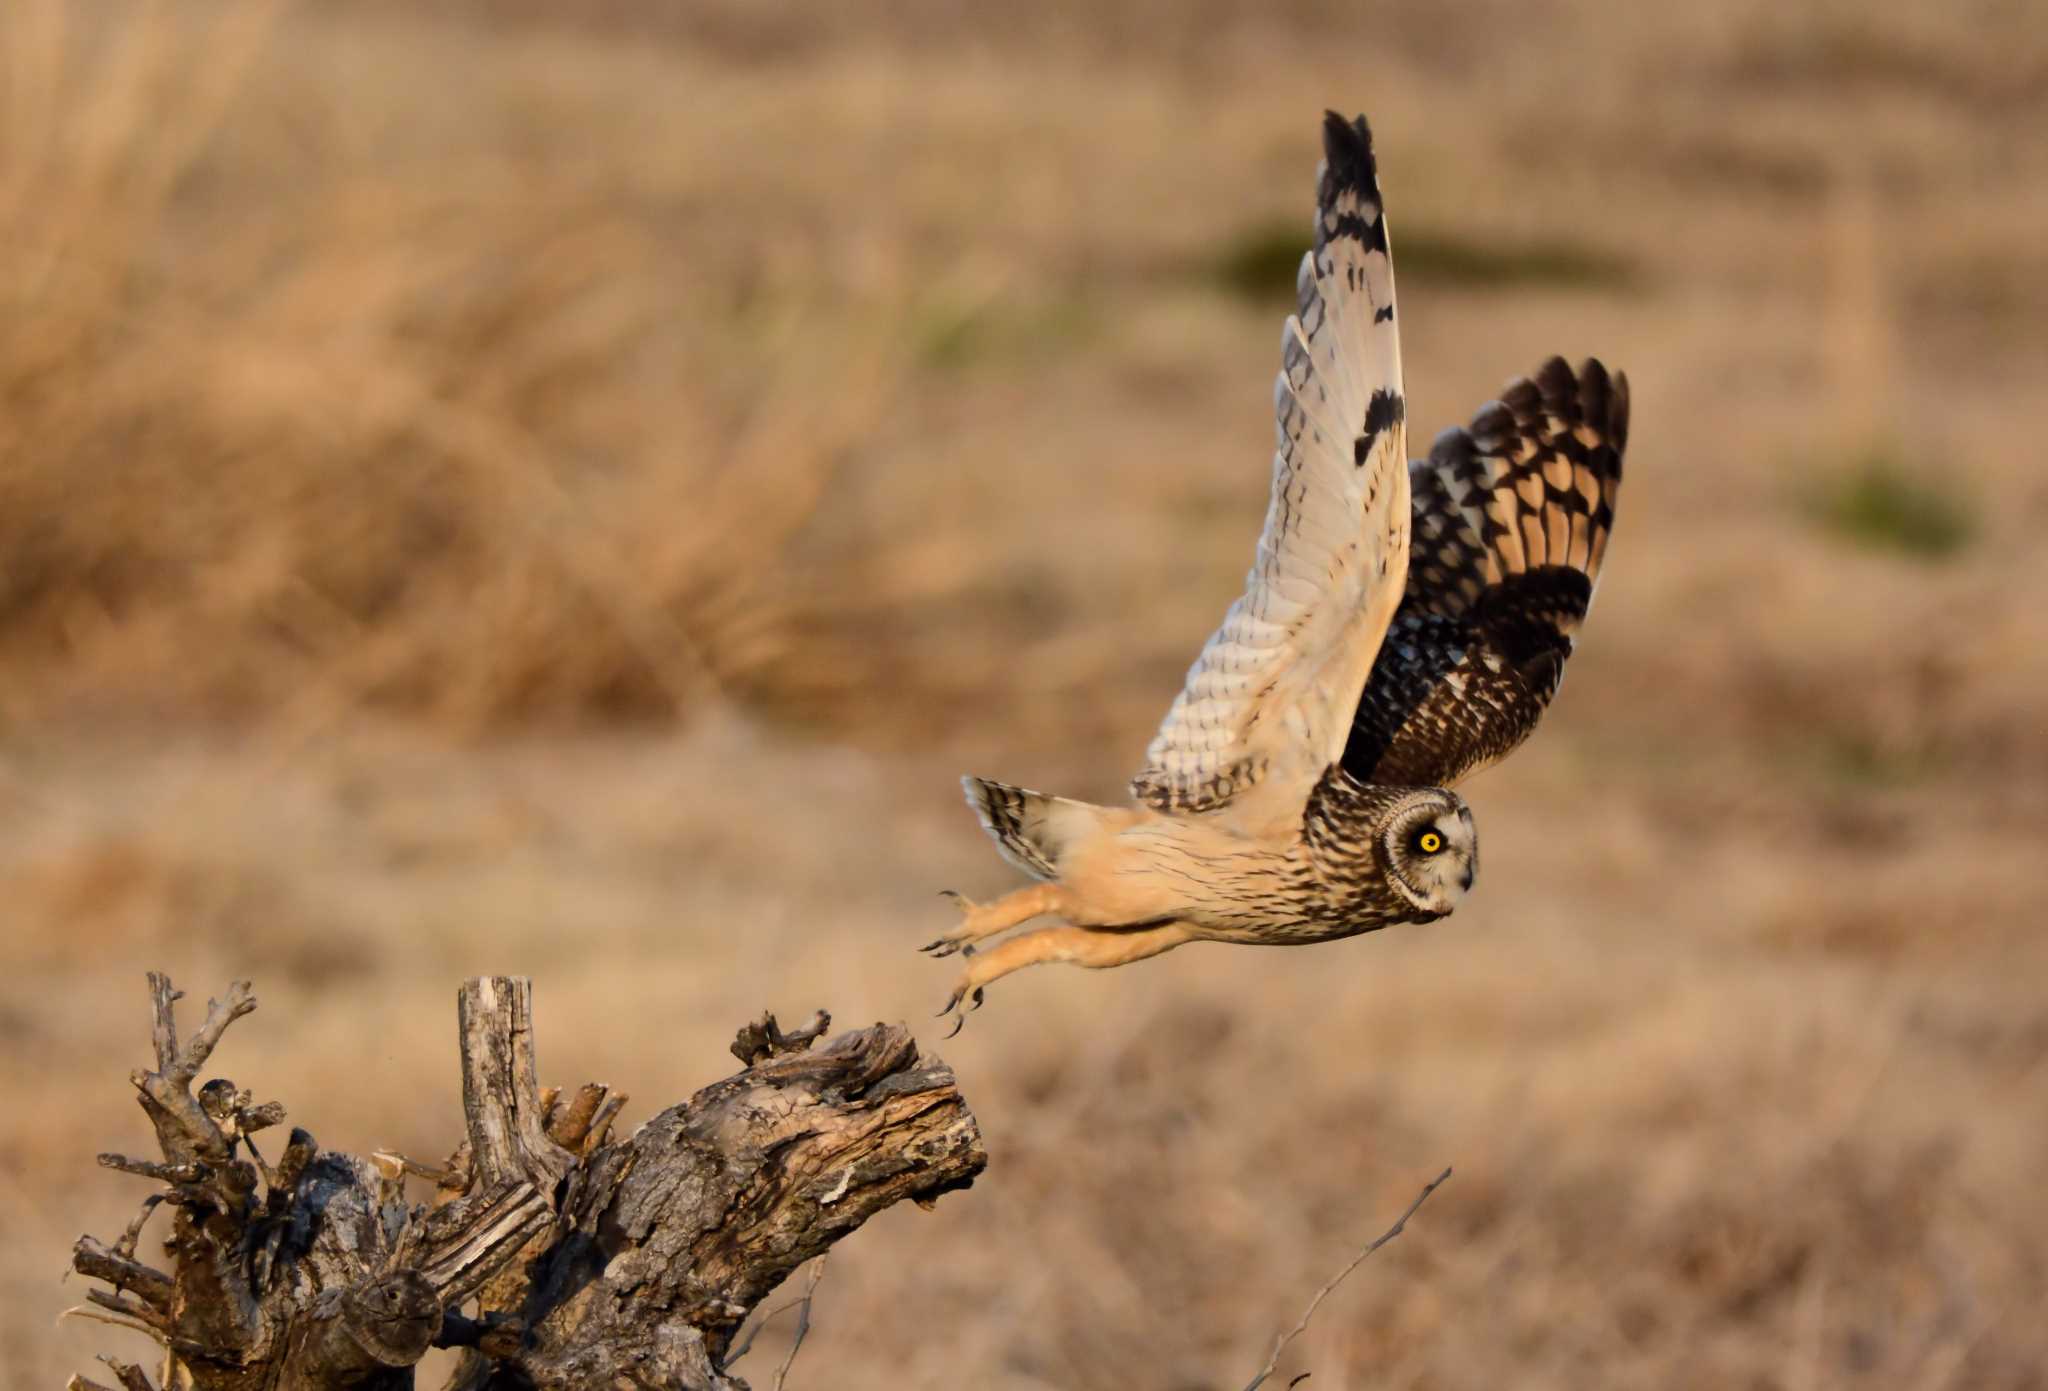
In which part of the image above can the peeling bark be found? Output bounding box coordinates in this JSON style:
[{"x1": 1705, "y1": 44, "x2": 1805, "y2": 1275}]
[{"x1": 68, "y1": 977, "x2": 986, "y2": 1391}]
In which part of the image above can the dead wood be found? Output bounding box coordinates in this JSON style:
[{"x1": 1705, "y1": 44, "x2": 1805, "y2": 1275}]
[{"x1": 67, "y1": 977, "x2": 985, "y2": 1391}]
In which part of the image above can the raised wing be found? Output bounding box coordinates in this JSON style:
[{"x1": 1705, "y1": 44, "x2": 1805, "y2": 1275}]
[
  {"x1": 1131, "y1": 113, "x2": 1410, "y2": 817},
  {"x1": 1342, "y1": 356, "x2": 1628, "y2": 790}
]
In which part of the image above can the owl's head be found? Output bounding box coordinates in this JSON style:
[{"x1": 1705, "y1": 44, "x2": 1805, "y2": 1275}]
[{"x1": 1378, "y1": 789, "x2": 1477, "y2": 918}]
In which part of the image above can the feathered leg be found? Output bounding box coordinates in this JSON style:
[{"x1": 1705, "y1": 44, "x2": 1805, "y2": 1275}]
[
  {"x1": 921, "y1": 883, "x2": 1075, "y2": 958},
  {"x1": 936, "y1": 922, "x2": 1194, "y2": 1036}
]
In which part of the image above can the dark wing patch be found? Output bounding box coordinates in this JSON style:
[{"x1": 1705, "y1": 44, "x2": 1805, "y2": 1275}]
[{"x1": 1341, "y1": 355, "x2": 1628, "y2": 789}]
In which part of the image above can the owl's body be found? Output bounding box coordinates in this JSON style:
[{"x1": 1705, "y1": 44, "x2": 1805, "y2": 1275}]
[
  {"x1": 928, "y1": 112, "x2": 1628, "y2": 1027},
  {"x1": 965, "y1": 770, "x2": 1469, "y2": 945}
]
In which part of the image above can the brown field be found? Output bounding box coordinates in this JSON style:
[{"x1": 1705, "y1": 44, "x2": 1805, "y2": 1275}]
[{"x1": 5, "y1": 0, "x2": 2047, "y2": 1386}]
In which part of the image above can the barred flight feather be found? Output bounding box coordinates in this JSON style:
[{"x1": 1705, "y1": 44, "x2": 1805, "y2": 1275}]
[
  {"x1": 1132, "y1": 112, "x2": 1409, "y2": 818},
  {"x1": 1342, "y1": 355, "x2": 1628, "y2": 790}
]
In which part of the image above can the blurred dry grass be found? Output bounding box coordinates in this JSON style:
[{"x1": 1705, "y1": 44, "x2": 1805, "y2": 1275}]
[{"x1": 4, "y1": 0, "x2": 2047, "y2": 1387}]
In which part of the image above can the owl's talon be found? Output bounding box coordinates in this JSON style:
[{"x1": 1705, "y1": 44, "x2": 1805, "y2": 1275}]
[
  {"x1": 922, "y1": 890, "x2": 985, "y2": 957},
  {"x1": 936, "y1": 986, "x2": 968, "y2": 1037},
  {"x1": 934, "y1": 980, "x2": 984, "y2": 1038}
]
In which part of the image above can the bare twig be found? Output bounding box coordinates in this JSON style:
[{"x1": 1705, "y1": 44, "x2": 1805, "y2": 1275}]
[
  {"x1": 772, "y1": 1255, "x2": 828, "y2": 1391},
  {"x1": 146, "y1": 975, "x2": 182, "y2": 1075},
  {"x1": 582, "y1": 1091, "x2": 628, "y2": 1154},
  {"x1": 731, "y1": 1011, "x2": 832, "y2": 1066},
  {"x1": 368, "y1": 1149, "x2": 461, "y2": 1188},
  {"x1": 237, "y1": 1099, "x2": 288, "y2": 1135},
  {"x1": 97, "y1": 1356, "x2": 155, "y2": 1391},
  {"x1": 86, "y1": 1288, "x2": 168, "y2": 1330},
  {"x1": 174, "y1": 980, "x2": 256, "y2": 1083},
  {"x1": 96, "y1": 1154, "x2": 206, "y2": 1185},
  {"x1": 544, "y1": 1083, "x2": 607, "y2": 1149},
  {"x1": 1242, "y1": 1167, "x2": 1453, "y2": 1391},
  {"x1": 721, "y1": 1299, "x2": 799, "y2": 1368},
  {"x1": 723, "y1": 1266, "x2": 830, "y2": 1371},
  {"x1": 59, "y1": 1301, "x2": 164, "y2": 1343},
  {"x1": 112, "y1": 1195, "x2": 165, "y2": 1261},
  {"x1": 73, "y1": 1237, "x2": 173, "y2": 1311}
]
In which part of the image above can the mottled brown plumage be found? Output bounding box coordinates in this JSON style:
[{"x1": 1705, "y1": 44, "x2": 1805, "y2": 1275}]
[
  {"x1": 1346, "y1": 355, "x2": 1628, "y2": 788},
  {"x1": 925, "y1": 113, "x2": 1629, "y2": 1031}
]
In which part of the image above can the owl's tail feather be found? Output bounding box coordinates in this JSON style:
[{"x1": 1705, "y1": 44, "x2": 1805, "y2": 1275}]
[{"x1": 961, "y1": 777, "x2": 1102, "y2": 882}]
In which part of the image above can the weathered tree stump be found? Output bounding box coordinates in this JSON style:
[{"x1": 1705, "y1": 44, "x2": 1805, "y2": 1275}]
[{"x1": 67, "y1": 974, "x2": 986, "y2": 1391}]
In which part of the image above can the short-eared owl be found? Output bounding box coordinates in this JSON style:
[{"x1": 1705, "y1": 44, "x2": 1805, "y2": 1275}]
[{"x1": 927, "y1": 112, "x2": 1629, "y2": 1031}]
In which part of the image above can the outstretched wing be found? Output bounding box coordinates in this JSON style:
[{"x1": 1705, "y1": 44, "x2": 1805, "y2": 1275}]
[
  {"x1": 1131, "y1": 112, "x2": 1410, "y2": 818},
  {"x1": 1342, "y1": 356, "x2": 1629, "y2": 789}
]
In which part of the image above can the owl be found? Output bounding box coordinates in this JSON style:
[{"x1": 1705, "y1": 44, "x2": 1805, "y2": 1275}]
[{"x1": 927, "y1": 112, "x2": 1629, "y2": 1032}]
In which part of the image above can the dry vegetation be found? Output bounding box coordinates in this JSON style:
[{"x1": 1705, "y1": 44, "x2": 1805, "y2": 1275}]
[{"x1": 5, "y1": 0, "x2": 2047, "y2": 1386}]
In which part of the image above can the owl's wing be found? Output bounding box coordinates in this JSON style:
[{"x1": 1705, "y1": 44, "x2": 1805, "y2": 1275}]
[
  {"x1": 1341, "y1": 356, "x2": 1629, "y2": 790},
  {"x1": 1131, "y1": 113, "x2": 1410, "y2": 817}
]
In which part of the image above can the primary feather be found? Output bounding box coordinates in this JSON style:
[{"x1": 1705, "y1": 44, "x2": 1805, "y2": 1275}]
[{"x1": 1131, "y1": 112, "x2": 1410, "y2": 821}]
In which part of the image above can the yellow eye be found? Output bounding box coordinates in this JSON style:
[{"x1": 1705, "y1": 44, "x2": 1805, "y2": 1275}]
[{"x1": 1417, "y1": 831, "x2": 1444, "y2": 854}]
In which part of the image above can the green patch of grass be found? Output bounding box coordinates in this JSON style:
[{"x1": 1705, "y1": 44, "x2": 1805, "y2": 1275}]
[
  {"x1": 1815, "y1": 731, "x2": 1948, "y2": 789},
  {"x1": 1399, "y1": 227, "x2": 1641, "y2": 292},
  {"x1": 1805, "y1": 448, "x2": 1976, "y2": 561},
  {"x1": 913, "y1": 292, "x2": 1096, "y2": 370},
  {"x1": 1207, "y1": 219, "x2": 1640, "y2": 302},
  {"x1": 1209, "y1": 221, "x2": 1312, "y2": 300}
]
